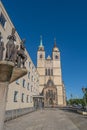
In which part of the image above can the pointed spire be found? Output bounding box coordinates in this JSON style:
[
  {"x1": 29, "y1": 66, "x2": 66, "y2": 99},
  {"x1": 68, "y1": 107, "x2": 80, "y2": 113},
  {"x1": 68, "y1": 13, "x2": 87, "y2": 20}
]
[
  {"x1": 40, "y1": 35, "x2": 43, "y2": 47},
  {"x1": 54, "y1": 38, "x2": 57, "y2": 48},
  {"x1": 53, "y1": 38, "x2": 59, "y2": 52},
  {"x1": 38, "y1": 35, "x2": 44, "y2": 51}
]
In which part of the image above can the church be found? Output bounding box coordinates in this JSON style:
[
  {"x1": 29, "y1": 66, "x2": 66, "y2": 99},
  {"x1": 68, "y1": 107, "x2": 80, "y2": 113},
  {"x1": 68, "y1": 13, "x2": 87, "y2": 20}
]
[{"x1": 37, "y1": 37, "x2": 66, "y2": 107}]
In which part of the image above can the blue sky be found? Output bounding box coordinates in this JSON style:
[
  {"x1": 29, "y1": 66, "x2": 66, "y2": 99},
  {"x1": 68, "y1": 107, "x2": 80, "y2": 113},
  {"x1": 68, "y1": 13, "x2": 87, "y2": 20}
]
[{"x1": 2, "y1": 0, "x2": 87, "y2": 99}]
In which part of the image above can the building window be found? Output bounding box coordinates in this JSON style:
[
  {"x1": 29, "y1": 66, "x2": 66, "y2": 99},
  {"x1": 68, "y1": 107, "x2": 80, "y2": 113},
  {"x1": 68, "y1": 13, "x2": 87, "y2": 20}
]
[
  {"x1": 16, "y1": 79, "x2": 19, "y2": 85},
  {"x1": 55, "y1": 55, "x2": 58, "y2": 59},
  {"x1": 21, "y1": 93, "x2": 24, "y2": 102},
  {"x1": 26, "y1": 95, "x2": 29, "y2": 103},
  {"x1": 28, "y1": 72, "x2": 30, "y2": 79},
  {"x1": 32, "y1": 76, "x2": 33, "y2": 82},
  {"x1": 0, "y1": 13, "x2": 6, "y2": 28},
  {"x1": 48, "y1": 69, "x2": 50, "y2": 76},
  {"x1": 51, "y1": 69, "x2": 53, "y2": 76},
  {"x1": 45, "y1": 69, "x2": 47, "y2": 76},
  {"x1": 46, "y1": 69, "x2": 53, "y2": 76},
  {"x1": 27, "y1": 83, "x2": 30, "y2": 90},
  {"x1": 40, "y1": 54, "x2": 43, "y2": 58},
  {"x1": 14, "y1": 91, "x2": 18, "y2": 102},
  {"x1": 22, "y1": 79, "x2": 25, "y2": 88},
  {"x1": 30, "y1": 96, "x2": 32, "y2": 103}
]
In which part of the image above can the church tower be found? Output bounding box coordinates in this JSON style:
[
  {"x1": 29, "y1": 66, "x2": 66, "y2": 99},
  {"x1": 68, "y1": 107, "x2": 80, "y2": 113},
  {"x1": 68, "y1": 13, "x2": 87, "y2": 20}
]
[
  {"x1": 52, "y1": 39, "x2": 65, "y2": 105},
  {"x1": 37, "y1": 36, "x2": 45, "y2": 93},
  {"x1": 37, "y1": 38, "x2": 66, "y2": 106}
]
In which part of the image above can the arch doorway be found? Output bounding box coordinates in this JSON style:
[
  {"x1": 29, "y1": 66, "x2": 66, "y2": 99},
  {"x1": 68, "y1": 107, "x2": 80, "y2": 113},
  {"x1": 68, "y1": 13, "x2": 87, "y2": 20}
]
[{"x1": 43, "y1": 78, "x2": 58, "y2": 107}]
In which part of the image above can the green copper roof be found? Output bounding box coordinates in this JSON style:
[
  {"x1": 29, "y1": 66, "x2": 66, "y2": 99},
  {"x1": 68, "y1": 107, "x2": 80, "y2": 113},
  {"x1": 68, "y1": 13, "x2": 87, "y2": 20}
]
[{"x1": 39, "y1": 35, "x2": 43, "y2": 47}]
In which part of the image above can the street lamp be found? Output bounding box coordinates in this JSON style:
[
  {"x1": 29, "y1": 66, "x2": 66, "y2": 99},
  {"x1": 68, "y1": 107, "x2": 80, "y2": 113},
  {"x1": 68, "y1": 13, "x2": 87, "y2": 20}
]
[{"x1": 82, "y1": 87, "x2": 87, "y2": 111}]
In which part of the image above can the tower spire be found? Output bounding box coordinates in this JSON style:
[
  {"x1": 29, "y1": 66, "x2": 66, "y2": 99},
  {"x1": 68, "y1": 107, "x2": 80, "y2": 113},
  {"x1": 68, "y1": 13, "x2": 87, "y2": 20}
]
[
  {"x1": 54, "y1": 38, "x2": 57, "y2": 48},
  {"x1": 53, "y1": 38, "x2": 59, "y2": 52},
  {"x1": 40, "y1": 35, "x2": 43, "y2": 47},
  {"x1": 38, "y1": 35, "x2": 44, "y2": 51}
]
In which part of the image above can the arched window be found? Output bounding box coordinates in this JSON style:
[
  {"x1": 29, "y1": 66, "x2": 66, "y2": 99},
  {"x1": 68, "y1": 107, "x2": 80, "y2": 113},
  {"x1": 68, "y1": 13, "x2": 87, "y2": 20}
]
[
  {"x1": 40, "y1": 54, "x2": 43, "y2": 58},
  {"x1": 55, "y1": 55, "x2": 58, "y2": 59},
  {"x1": 48, "y1": 69, "x2": 50, "y2": 76}
]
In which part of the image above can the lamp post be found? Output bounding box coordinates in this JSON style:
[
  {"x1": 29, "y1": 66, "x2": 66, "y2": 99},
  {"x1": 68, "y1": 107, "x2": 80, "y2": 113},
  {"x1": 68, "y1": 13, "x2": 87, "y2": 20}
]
[
  {"x1": 82, "y1": 87, "x2": 87, "y2": 111},
  {"x1": 70, "y1": 94, "x2": 73, "y2": 106}
]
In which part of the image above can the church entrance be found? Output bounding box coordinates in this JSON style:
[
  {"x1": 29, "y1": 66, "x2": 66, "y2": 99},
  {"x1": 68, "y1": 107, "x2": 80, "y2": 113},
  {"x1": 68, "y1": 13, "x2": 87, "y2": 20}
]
[{"x1": 43, "y1": 78, "x2": 58, "y2": 107}]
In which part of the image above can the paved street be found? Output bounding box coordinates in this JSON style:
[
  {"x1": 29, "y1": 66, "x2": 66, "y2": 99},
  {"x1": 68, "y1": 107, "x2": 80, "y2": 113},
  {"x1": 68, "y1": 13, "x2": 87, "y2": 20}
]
[{"x1": 4, "y1": 108, "x2": 87, "y2": 130}]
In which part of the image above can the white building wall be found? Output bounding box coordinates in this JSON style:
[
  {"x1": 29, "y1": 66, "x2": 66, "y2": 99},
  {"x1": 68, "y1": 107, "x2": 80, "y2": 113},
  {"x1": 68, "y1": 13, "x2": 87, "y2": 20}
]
[{"x1": 0, "y1": 1, "x2": 39, "y2": 111}]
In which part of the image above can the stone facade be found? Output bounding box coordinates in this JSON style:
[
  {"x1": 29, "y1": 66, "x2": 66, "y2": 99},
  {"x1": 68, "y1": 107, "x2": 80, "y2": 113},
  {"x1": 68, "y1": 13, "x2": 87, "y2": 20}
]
[{"x1": 37, "y1": 38, "x2": 66, "y2": 106}]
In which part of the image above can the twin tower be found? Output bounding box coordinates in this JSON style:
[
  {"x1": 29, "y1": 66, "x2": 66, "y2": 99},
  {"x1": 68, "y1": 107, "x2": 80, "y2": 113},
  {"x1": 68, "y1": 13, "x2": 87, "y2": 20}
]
[{"x1": 37, "y1": 37, "x2": 66, "y2": 107}]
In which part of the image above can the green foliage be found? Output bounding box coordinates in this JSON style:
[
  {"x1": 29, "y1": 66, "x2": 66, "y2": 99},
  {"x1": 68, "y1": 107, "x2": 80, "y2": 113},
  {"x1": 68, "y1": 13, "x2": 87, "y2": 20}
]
[{"x1": 67, "y1": 98, "x2": 85, "y2": 106}]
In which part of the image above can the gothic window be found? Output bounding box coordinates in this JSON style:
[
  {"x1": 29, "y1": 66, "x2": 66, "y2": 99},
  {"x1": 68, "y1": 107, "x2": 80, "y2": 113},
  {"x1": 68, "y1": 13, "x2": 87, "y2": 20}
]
[
  {"x1": 0, "y1": 13, "x2": 6, "y2": 28},
  {"x1": 14, "y1": 91, "x2": 18, "y2": 102},
  {"x1": 48, "y1": 69, "x2": 50, "y2": 76},
  {"x1": 40, "y1": 54, "x2": 43, "y2": 58},
  {"x1": 55, "y1": 55, "x2": 58, "y2": 59},
  {"x1": 46, "y1": 69, "x2": 53, "y2": 76}
]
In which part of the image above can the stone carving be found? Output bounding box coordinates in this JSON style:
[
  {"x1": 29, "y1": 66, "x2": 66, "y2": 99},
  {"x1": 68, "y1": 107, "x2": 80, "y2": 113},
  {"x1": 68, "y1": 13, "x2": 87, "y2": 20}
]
[
  {"x1": 5, "y1": 28, "x2": 16, "y2": 61},
  {"x1": 0, "y1": 28, "x2": 27, "y2": 68},
  {"x1": 12, "y1": 45, "x2": 19, "y2": 65},
  {"x1": 0, "y1": 32, "x2": 5, "y2": 60},
  {"x1": 17, "y1": 39, "x2": 27, "y2": 68}
]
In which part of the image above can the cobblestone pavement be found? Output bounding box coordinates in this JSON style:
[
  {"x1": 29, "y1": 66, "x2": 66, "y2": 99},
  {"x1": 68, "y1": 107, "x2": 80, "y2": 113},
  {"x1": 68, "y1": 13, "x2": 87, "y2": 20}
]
[{"x1": 4, "y1": 108, "x2": 86, "y2": 130}]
